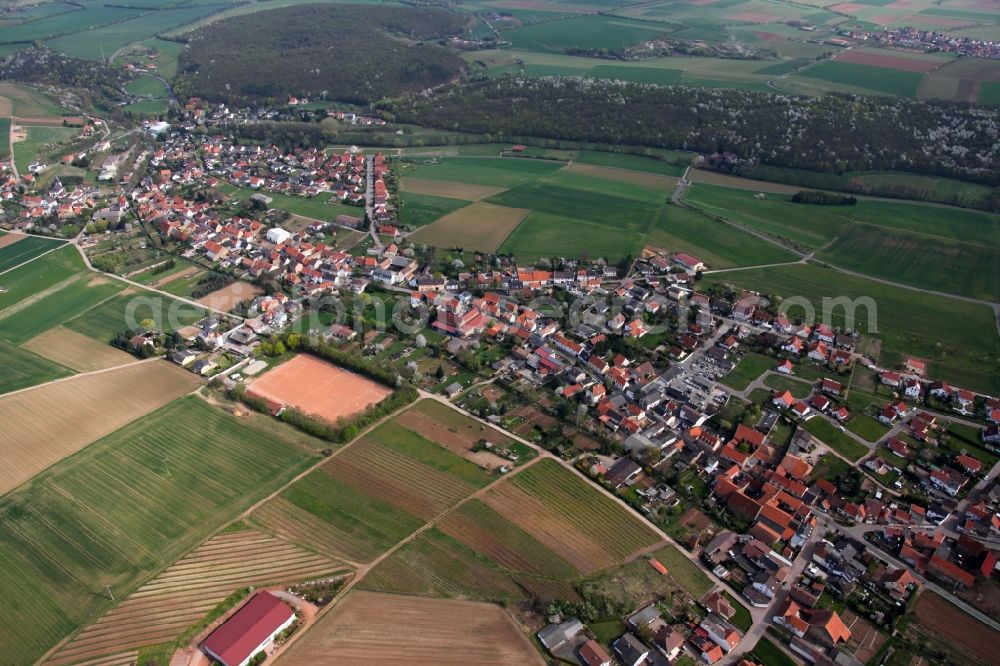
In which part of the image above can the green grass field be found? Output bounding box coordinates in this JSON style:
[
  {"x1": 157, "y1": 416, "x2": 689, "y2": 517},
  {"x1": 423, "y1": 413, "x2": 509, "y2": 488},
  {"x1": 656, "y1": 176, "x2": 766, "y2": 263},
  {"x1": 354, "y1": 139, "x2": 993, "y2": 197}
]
[
  {"x1": 803, "y1": 417, "x2": 869, "y2": 461},
  {"x1": 0, "y1": 244, "x2": 85, "y2": 312},
  {"x1": 0, "y1": 234, "x2": 64, "y2": 272},
  {"x1": 819, "y1": 223, "x2": 999, "y2": 302},
  {"x1": 44, "y1": 5, "x2": 224, "y2": 60},
  {"x1": 220, "y1": 183, "x2": 360, "y2": 221},
  {"x1": 369, "y1": 420, "x2": 493, "y2": 488},
  {"x1": 64, "y1": 290, "x2": 206, "y2": 342},
  {"x1": 503, "y1": 14, "x2": 673, "y2": 53},
  {"x1": 763, "y1": 373, "x2": 812, "y2": 398},
  {"x1": 0, "y1": 5, "x2": 144, "y2": 43},
  {"x1": 702, "y1": 262, "x2": 1000, "y2": 394},
  {"x1": 499, "y1": 211, "x2": 645, "y2": 263},
  {"x1": 0, "y1": 338, "x2": 73, "y2": 394},
  {"x1": 405, "y1": 157, "x2": 564, "y2": 188},
  {"x1": 397, "y1": 191, "x2": 470, "y2": 228},
  {"x1": 575, "y1": 149, "x2": 689, "y2": 176},
  {"x1": 651, "y1": 543, "x2": 713, "y2": 597},
  {"x1": 359, "y1": 527, "x2": 525, "y2": 600},
  {"x1": 648, "y1": 204, "x2": 797, "y2": 269},
  {"x1": 752, "y1": 637, "x2": 797, "y2": 666},
  {"x1": 0, "y1": 117, "x2": 9, "y2": 159},
  {"x1": 798, "y1": 61, "x2": 924, "y2": 97},
  {"x1": 685, "y1": 183, "x2": 1000, "y2": 299},
  {"x1": 0, "y1": 396, "x2": 319, "y2": 665},
  {"x1": 13, "y1": 125, "x2": 80, "y2": 173},
  {"x1": 721, "y1": 352, "x2": 775, "y2": 391},
  {"x1": 0, "y1": 275, "x2": 124, "y2": 344},
  {"x1": 981, "y1": 81, "x2": 1000, "y2": 106},
  {"x1": 124, "y1": 74, "x2": 169, "y2": 98}
]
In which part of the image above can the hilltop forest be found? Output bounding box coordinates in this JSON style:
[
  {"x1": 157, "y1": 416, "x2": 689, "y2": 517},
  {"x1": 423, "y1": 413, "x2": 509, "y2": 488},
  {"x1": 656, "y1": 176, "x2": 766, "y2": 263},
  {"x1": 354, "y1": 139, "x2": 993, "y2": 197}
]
[
  {"x1": 174, "y1": 4, "x2": 467, "y2": 106},
  {"x1": 379, "y1": 77, "x2": 1000, "y2": 187}
]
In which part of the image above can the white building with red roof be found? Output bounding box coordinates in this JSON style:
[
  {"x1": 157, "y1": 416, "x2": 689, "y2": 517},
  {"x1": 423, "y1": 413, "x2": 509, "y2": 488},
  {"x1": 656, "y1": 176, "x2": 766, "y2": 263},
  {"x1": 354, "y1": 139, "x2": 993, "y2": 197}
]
[{"x1": 201, "y1": 592, "x2": 295, "y2": 666}]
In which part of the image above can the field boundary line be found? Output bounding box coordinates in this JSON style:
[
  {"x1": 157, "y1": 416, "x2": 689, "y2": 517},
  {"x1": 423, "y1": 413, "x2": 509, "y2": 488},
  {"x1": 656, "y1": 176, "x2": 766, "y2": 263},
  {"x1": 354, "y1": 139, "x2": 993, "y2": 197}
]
[
  {"x1": 0, "y1": 356, "x2": 163, "y2": 399},
  {"x1": 0, "y1": 240, "x2": 67, "y2": 278}
]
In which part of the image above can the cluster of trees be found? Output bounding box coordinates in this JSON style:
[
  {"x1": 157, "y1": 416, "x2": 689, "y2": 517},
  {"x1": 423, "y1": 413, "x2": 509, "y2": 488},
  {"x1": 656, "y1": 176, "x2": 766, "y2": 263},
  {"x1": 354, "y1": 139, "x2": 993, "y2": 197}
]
[
  {"x1": 380, "y1": 78, "x2": 999, "y2": 185},
  {"x1": 175, "y1": 5, "x2": 467, "y2": 106},
  {"x1": 189, "y1": 271, "x2": 235, "y2": 299},
  {"x1": 791, "y1": 190, "x2": 857, "y2": 205},
  {"x1": 0, "y1": 47, "x2": 130, "y2": 109}
]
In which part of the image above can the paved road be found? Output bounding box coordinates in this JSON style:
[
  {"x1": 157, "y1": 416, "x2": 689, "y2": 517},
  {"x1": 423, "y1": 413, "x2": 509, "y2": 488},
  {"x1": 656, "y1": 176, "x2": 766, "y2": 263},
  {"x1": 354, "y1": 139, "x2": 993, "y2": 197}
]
[{"x1": 364, "y1": 155, "x2": 382, "y2": 250}]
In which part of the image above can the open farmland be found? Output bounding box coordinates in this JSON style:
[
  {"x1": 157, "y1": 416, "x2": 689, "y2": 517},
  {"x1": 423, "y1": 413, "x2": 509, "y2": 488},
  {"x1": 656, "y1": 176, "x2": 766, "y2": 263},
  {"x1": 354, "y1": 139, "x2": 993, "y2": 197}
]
[
  {"x1": 563, "y1": 161, "x2": 679, "y2": 190},
  {"x1": 503, "y1": 14, "x2": 674, "y2": 53},
  {"x1": 403, "y1": 157, "x2": 563, "y2": 188},
  {"x1": 500, "y1": 211, "x2": 646, "y2": 263},
  {"x1": 701, "y1": 263, "x2": 1000, "y2": 394},
  {"x1": 794, "y1": 61, "x2": 925, "y2": 97},
  {"x1": 911, "y1": 591, "x2": 1000, "y2": 665},
  {"x1": 0, "y1": 245, "x2": 86, "y2": 313},
  {"x1": 64, "y1": 290, "x2": 206, "y2": 342},
  {"x1": 280, "y1": 591, "x2": 546, "y2": 665},
  {"x1": 397, "y1": 191, "x2": 470, "y2": 228},
  {"x1": 437, "y1": 499, "x2": 579, "y2": 579},
  {"x1": 400, "y1": 176, "x2": 507, "y2": 201},
  {"x1": 326, "y1": 422, "x2": 493, "y2": 521},
  {"x1": 0, "y1": 360, "x2": 199, "y2": 495},
  {"x1": 394, "y1": 398, "x2": 528, "y2": 470},
  {"x1": 360, "y1": 527, "x2": 527, "y2": 599},
  {"x1": 22, "y1": 326, "x2": 134, "y2": 372},
  {"x1": 0, "y1": 275, "x2": 125, "y2": 344},
  {"x1": 247, "y1": 354, "x2": 391, "y2": 422},
  {"x1": 408, "y1": 201, "x2": 530, "y2": 252},
  {"x1": 0, "y1": 234, "x2": 64, "y2": 272},
  {"x1": 0, "y1": 82, "x2": 66, "y2": 117},
  {"x1": 483, "y1": 458, "x2": 660, "y2": 574},
  {"x1": 44, "y1": 530, "x2": 346, "y2": 666},
  {"x1": 0, "y1": 338, "x2": 73, "y2": 394},
  {"x1": 0, "y1": 395, "x2": 319, "y2": 665},
  {"x1": 648, "y1": 204, "x2": 797, "y2": 269},
  {"x1": 250, "y1": 468, "x2": 424, "y2": 564}
]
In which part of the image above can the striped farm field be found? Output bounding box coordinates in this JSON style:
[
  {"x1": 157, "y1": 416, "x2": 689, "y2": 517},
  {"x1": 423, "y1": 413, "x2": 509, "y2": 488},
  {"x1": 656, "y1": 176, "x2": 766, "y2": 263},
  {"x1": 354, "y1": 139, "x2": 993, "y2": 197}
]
[
  {"x1": 0, "y1": 360, "x2": 200, "y2": 495},
  {"x1": 250, "y1": 471, "x2": 423, "y2": 564},
  {"x1": 437, "y1": 499, "x2": 579, "y2": 579},
  {"x1": 400, "y1": 176, "x2": 507, "y2": 201},
  {"x1": 483, "y1": 458, "x2": 660, "y2": 574},
  {"x1": 359, "y1": 528, "x2": 525, "y2": 600},
  {"x1": 0, "y1": 233, "x2": 64, "y2": 272},
  {"x1": 0, "y1": 396, "x2": 320, "y2": 666},
  {"x1": 326, "y1": 422, "x2": 492, "y2": 520},
  {"x1": 44, "y1": 530, "x2": 346, "y2": 666},
  {"x1": 22, "y1": 326, "x2": 134, "y2": 372},
  {"x1": 282, "y1": 591, "x2": 546, "y2": 665}
]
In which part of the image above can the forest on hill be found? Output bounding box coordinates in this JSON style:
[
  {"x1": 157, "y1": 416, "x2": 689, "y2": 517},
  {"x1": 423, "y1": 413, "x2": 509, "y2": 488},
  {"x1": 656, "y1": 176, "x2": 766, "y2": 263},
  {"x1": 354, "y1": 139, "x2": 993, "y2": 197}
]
[
  {"x1": 379, "y1": 77, "x2": 1000, "y2": 186},
  {"x1": 174, "y1": 4, "x2": 467, "y2": 106}
]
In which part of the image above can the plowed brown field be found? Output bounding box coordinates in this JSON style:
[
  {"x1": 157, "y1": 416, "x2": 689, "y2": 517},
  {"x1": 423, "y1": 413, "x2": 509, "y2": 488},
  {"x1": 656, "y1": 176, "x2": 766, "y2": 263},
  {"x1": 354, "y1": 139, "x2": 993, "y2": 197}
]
[{"x1": 279, "y1": 591, "x2": 545, "y2": 665}]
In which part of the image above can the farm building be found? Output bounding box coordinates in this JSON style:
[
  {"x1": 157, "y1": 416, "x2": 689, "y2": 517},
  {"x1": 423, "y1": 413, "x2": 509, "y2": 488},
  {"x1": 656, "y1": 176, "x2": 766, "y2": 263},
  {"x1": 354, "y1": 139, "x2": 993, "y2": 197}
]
[{"x1": 201, "y1": 592, "x2": 295, "y2": 666}]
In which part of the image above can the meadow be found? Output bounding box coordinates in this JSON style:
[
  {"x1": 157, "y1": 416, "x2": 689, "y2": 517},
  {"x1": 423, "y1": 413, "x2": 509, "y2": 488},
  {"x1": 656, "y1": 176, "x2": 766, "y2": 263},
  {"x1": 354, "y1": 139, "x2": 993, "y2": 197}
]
[
  {"x1": 720, "y1": 352, "x2": 775, "y2": 391},
  {"x1": 403, "y1": 157, "x2": 563, "y2": 188},
  {"x1": 0, "y1": 82, "x2": 66, "y2": 117},
  {"x1": 0, "y1": 338, "x2": 72, "y2": 394},
  {"x1": 220, "y1": 183, "x2": 360, "y2": 221},
  {"x1": 64, "y1": 290, "x2": 206, "y2": 342},
  {"x1": 0, "y1": 244, "x2": 85, "y2": 312},
  {"x1": 0, "y1": 275, "x2": 124, "y2": 344},
  {"x1": 123, "y1": 74, "x2": 169, "y2": 98},
  {"x1": 0, "y1": 5, "x2": 143, "y2": 43},
  {"x1": 43, "y1": 5, "x2": 225, "y2": 60},
  {"x1": 702, "y1": 263, "x2": 1000, "y2": 394},
  {"x1": 13, "y1": 125, "x2": 80, "y2": 173},
  {"x1": 648, "y1": 204, "x2": 797, "y2": 269},
  {"x1": 0, "y1": 234, "x2": 64, "y2": 272},
  {"x1": 0, "y1": 395, "x2": 319, "y2": 665},
  {"x1": 684, "y1": 182, "x2": 1000, "y2": 300},
  {"x1": 502, "y1": 14, "x2": 675, "y2": 53},
  {"x1": 397, "y1": 191, "x2": 470, "y2": 228}
]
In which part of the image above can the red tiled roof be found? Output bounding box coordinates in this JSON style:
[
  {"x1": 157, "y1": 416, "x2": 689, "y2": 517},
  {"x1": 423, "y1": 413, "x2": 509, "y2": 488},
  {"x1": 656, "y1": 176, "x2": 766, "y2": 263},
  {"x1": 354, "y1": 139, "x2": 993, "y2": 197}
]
[{"x1": 202, "y1": 592, "x2": 293, "y2": 666}]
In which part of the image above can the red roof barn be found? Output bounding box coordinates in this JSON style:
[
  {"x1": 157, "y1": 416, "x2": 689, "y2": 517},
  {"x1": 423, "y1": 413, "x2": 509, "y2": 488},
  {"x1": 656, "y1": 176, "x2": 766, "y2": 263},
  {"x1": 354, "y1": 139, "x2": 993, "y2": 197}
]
[{"x1": 201, "y1": 592, "x2": 295, "y2": 666}]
